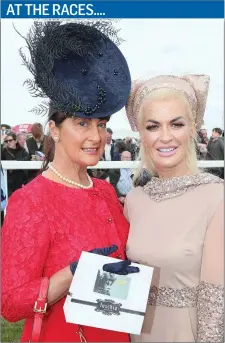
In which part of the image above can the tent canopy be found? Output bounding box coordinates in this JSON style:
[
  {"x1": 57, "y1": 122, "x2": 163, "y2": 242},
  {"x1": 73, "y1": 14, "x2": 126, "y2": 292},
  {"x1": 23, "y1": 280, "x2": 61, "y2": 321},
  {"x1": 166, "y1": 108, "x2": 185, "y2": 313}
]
[{"x1": 12, "y1": 124, "x2": 32, "y2": 134}]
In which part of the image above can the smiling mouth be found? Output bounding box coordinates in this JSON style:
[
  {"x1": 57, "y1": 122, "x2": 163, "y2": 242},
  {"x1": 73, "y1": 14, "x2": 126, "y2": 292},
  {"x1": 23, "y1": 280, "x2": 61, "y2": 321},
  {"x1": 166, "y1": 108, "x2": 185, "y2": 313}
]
[
  {"x1": 157, "y1": 147, "x2": 178, "y2": 157},
  {"x1": 82, "y1": 148, "x2": 99, "y2": 154},
  {"x1": 157, "y1": 148, "x2": 177, "y2": 152}
]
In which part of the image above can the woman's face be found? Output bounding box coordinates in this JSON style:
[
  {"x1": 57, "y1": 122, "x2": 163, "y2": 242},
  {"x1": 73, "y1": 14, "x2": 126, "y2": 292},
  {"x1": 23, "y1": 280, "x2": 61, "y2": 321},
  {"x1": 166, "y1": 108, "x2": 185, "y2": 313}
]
[
  {"x1": 51, "y1": 117, "x2": 108, "y2": 167},
  {"x1": 4, "y1": 135, "x2": 17, "y2": 149},
  {"x1": 140, "y1": 95, "x2": 193, "y2": 174}
]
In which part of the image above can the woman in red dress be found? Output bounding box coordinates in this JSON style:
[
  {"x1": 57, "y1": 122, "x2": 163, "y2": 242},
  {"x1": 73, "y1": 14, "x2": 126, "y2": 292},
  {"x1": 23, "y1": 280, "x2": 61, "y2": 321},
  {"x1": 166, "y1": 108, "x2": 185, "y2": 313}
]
[{"x1": 2, "y1": 20, "x2": 135, "y2": 342}]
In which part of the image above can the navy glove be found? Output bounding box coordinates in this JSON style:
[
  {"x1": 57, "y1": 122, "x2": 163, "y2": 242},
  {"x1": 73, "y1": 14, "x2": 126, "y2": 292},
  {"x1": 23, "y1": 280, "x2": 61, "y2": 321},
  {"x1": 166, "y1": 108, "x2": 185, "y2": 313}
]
[
  {"x1": 103, "y1": 260, "x2": 140, "y2": 275},
  {"x1": 70, "y1": 244, "x2": 118, "y2": 275}
]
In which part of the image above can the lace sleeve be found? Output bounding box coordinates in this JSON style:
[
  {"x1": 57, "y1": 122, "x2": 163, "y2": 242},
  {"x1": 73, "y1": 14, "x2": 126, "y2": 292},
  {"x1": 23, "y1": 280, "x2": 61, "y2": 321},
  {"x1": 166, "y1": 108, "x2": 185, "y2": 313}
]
[
  {"x1": 197, "y1": 199, "x2": 224, "y2": 342},
  {"x1": 2, "y1": 189, "x2": 50, "y2": 322}
]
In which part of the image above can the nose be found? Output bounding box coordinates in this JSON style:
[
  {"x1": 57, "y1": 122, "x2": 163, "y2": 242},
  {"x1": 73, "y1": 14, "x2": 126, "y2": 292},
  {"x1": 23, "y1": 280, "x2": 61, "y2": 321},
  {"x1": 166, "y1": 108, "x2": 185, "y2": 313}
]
[
  {"x1": 89, "y1": 124, "x2": 101, "y2": 143},
  {"x1": 160, "y1": 126, "x2": 173, "y2": 143}
]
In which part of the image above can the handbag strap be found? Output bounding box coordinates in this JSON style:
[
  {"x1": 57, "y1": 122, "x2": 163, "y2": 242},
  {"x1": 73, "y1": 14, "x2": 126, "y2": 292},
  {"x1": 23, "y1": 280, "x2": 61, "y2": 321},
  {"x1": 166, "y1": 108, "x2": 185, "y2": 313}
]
[{"x1": 31, "y1": 277, "x2": 49, "y2": 342}]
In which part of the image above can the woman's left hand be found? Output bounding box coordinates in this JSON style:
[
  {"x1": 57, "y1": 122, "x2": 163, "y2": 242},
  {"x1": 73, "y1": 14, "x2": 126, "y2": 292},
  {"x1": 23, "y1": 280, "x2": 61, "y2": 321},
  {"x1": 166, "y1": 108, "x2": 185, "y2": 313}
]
[{"x1": 70, "y1": 245, "x2": 118, "y2": 275}]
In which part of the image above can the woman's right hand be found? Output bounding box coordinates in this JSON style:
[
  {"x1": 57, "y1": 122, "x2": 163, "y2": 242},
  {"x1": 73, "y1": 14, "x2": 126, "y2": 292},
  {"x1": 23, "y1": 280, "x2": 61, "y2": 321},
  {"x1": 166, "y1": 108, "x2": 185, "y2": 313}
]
[
  {"x1": 103, "y1": 260, "x2": 140, "y2": 275},
  {"x1": 70, "y1": 245, "x2": 118, "y2": 275}
]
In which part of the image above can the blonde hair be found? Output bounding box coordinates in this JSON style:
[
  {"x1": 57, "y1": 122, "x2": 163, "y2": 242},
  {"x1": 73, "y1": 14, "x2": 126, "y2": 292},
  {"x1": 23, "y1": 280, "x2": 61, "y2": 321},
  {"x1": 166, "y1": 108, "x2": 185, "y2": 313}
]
[{"x1": 133, "y1": 88, "x2": 199, "y2": 182}]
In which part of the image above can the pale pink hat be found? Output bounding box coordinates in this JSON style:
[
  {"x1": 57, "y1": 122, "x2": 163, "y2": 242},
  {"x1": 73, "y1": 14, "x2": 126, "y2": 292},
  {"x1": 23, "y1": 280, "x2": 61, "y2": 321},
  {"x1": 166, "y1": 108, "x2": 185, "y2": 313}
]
[{"x1": 125, "y1": 74, "x2": 210, "y2": 131}]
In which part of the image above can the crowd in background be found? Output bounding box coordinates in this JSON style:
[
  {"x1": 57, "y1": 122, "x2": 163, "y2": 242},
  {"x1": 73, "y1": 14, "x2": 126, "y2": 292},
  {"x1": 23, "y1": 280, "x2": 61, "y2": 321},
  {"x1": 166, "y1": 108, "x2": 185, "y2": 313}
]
[
  {"x1": 1, "y1": 123, "x2": 45, "y2": 197},
  {"x1": 197, "y1": 126, "x2": 224, "y2": 178},
  {"x1": 1, "y1": 122, "x2": 224, "y2": 211}
]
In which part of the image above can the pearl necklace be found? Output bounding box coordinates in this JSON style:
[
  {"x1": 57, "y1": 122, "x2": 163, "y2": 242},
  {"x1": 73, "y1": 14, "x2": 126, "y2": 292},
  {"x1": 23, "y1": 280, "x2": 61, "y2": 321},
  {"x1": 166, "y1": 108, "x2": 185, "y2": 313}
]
[{"x1": 48, "y1": 163, "x2": 93, "y2": 189}]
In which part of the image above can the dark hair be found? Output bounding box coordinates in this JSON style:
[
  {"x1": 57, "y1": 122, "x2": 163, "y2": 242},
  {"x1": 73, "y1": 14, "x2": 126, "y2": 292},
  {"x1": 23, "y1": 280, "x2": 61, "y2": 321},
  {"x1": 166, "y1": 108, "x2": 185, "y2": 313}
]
[
  {"x1": 4, "y1": 131, "x2": 21, "y2": 149},
  {"x1": 212, "y1": 128, "x2": 222, "y2": 136},
  {"x1": 115, "y1": 140, "x2": 127, "y2": 154},
  {"x1": 42, "y1": 106, "x2": 110, "y2": 171},
  {"x1": 42, "y1": 108, "x2": 66, "y2": 171},
  {"x1": 31, "y1": 123, "x2": 44, "y2": 140},
  {"x1": 107, "y1": 128, "x2": 113, "y2": 134}
]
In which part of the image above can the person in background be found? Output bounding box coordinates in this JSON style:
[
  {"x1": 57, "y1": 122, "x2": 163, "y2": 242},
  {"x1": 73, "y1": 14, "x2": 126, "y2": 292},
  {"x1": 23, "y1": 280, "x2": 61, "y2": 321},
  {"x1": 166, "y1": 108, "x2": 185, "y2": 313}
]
[
  {"x1": 207, "y1": 127, "x2": 224, "y2": 178},
  {"x1": 196, "y1": 125, "x2": 209, "y2": 160},
  {"x1": 99, "y1": 128, "x2": 120, "y2": 188},
  {"x1": 196, "y1": 130, "x2": 208, "y2": 160},
  {"x1": 125, "y1": 74, "x2": 224, "y2": 342},
  {"x1": 1, "y1": 130, "x2": 10, "y2": 150},
  {"x1": 25, "y1": 123, "x2": 46, "y2": 180},
  {"x1": 200, "y1": 125, "x2": 208, "y2": 145},
  {"x1": 1, "y1": 132, "x2": 30, "y2": 196},
  {"x1": 116, "y1": 150, "x2": 133, "y2": 205},
  {"x1": 114, "y1": 139, "x2": 127, "y2": 158},
  {"x1": 17, "y1": 132, "x2": 27, "y2": 148},
  {"x1": 25, "y1": 123, "x2": 45, "y2": 157},
  {"x1": 124, "y1": 137, "x2": 139, "y2": 160},
  {"x1": 1, "y1": 167, "x2": 7, "y2": 226},
  {"x1": 1, "y1": 134, "x2": 7, "y2": 149},
  {"x1": 17, "y1": 132, "x2": 33, "y2": 186},
  {"x1": 207, "y1": 127, "x2": 224, "y2": 160},
  {"x1": 103, "y1": 128, "x2": 120, "y2": 161}
]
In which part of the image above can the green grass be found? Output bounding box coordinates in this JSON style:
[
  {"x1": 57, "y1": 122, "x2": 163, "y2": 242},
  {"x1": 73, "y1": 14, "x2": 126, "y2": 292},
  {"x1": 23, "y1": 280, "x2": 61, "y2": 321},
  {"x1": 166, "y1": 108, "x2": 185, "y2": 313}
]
[{"x1": 1, "y1": 318, "x2": 24, "y2": 342}]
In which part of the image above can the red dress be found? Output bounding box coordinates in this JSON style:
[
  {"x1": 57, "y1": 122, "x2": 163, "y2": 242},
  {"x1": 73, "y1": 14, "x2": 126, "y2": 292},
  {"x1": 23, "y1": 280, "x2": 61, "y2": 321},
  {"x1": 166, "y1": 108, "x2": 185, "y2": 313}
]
[{"x1": 2, "y1": 175, "x2": 130, "y2": 342}]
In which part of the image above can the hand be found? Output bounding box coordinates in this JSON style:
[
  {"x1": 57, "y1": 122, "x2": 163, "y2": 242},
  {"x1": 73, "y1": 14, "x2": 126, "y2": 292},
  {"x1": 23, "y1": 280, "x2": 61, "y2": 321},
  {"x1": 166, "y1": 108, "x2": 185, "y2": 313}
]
[
  {"x1": 103, "y1": 260, "x2": 140, "y2": 275},
  {"x1": 70, "y1": 244, "x2": 118, "y2": 275}
]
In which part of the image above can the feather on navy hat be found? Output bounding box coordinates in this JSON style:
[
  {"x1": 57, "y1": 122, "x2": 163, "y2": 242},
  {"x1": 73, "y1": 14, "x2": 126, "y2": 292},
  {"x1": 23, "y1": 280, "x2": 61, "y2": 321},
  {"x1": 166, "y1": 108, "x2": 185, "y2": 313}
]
[{"x1": 16, "y1": 20, "x2": 131, "y2": 119}]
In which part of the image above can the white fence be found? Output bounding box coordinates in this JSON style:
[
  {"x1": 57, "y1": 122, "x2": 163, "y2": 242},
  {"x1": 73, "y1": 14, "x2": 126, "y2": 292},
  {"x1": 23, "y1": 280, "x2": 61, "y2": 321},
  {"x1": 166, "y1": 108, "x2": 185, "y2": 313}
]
[{"x1": 1, "y1": 160, "x2": 224, "y2": 202}]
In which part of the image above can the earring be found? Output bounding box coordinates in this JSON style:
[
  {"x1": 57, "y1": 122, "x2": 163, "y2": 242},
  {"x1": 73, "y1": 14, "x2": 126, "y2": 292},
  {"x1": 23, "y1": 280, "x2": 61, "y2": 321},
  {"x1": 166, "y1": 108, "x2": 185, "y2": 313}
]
[{"x1": 53, "y1": 136, "x2": 59, "y2": 143}]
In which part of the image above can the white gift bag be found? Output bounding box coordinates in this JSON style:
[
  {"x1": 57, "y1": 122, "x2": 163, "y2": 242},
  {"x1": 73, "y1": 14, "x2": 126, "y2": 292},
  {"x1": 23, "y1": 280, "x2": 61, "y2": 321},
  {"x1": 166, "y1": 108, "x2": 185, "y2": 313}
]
[{"x1": 64, "y1": 252, "x2": 154, "y2": 335}]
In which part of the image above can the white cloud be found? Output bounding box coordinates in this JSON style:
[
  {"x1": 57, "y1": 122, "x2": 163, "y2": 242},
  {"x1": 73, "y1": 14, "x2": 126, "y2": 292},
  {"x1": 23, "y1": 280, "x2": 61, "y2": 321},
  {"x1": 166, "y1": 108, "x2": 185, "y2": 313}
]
[{"x1": 1, "y1": 19, "x2": 224, "y2": 136}]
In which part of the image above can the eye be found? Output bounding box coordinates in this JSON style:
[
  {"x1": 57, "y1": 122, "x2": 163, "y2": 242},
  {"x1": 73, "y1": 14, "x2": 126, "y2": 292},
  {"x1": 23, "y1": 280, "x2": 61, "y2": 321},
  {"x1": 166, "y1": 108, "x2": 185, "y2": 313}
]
[
  {"x1": 146, "y1": 124, "x2": 159, "y2": 131},
  {"x1": 79, "y1": 121, "x2": 88, "y2": 127},
  {"x1": 171, "y1": 122, "x2": 185, "y2": 128},
  {"x1": 98, "y1": 122, "x2": 107, "y2": 129}
]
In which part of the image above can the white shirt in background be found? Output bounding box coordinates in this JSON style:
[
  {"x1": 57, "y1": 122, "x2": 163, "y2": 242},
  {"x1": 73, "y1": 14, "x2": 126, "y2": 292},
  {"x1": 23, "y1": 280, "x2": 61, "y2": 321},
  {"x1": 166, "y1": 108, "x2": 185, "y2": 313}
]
[
  {"x1": 24, "y1": 141, "x2": 29, "y2": 153},
  {"x1": 24, "y1": 141, "x2": 41, "y2": 153},
  {"x1": 117, "y1": 168, "x2": 133, "y2": 195},
  {"x1": 104, "y1": 143, "x2": 112, "y2": 161}
]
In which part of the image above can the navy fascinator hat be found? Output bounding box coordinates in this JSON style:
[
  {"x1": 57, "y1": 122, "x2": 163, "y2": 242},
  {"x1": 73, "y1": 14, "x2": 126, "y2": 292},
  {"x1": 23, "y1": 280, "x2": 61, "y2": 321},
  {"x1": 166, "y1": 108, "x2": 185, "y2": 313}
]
[{"x1": 16, "y1": 20, "x2": 131, "y2": 119}]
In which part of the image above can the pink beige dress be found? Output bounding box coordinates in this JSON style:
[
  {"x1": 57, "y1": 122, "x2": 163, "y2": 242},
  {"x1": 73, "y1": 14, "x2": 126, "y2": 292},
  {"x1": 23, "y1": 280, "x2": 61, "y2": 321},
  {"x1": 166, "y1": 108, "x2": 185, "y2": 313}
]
[{"x1": 124, "y1": 173, "x2": 224, "y2": 342}]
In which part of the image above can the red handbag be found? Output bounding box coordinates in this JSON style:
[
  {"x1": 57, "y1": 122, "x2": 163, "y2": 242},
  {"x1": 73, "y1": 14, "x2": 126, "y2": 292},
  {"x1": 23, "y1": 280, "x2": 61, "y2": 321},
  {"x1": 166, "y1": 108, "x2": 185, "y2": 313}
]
[
  {"x1": 30, "y1": 277, "x2": 49, "y2": 342},
  {"x1": 29, "y1": 277, "x2": 87, "y2": 342}
]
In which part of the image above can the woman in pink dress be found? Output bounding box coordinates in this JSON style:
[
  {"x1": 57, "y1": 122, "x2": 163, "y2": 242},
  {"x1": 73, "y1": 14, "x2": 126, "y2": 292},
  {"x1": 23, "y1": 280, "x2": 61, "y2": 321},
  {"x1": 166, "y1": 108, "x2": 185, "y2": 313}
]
[{"x1": 124, "y1": 75, "x2": 224, "y2": 342}]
